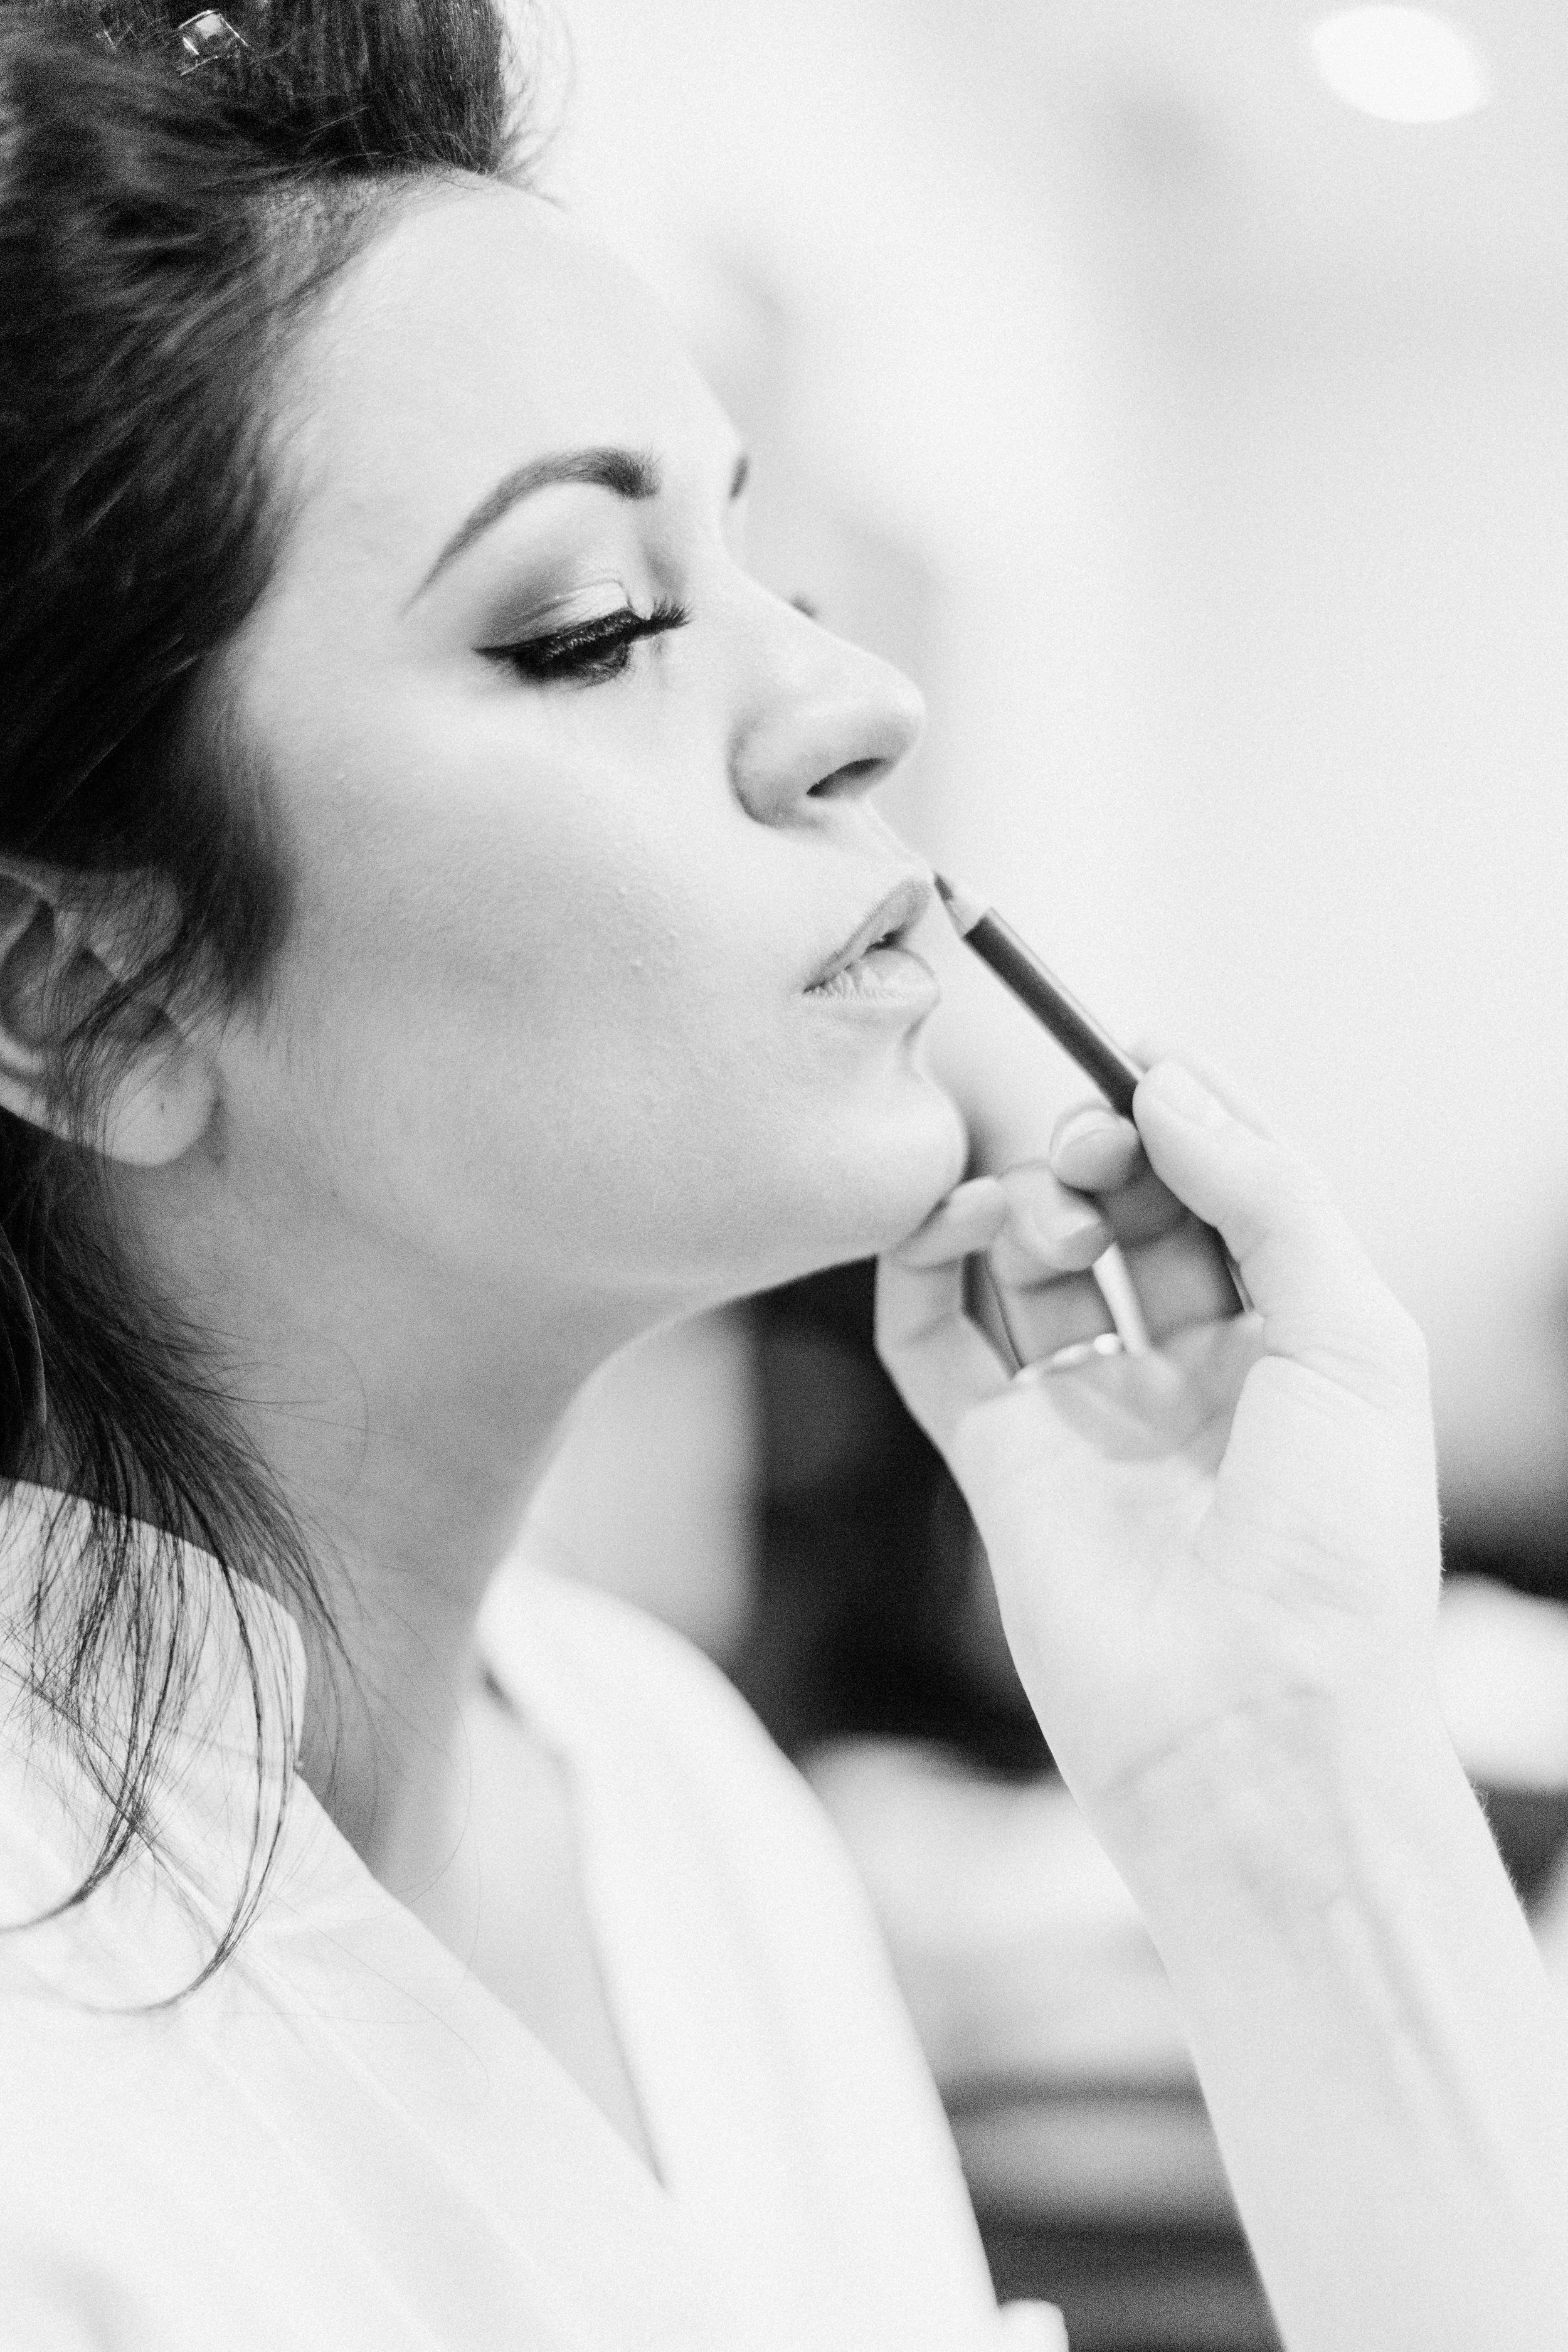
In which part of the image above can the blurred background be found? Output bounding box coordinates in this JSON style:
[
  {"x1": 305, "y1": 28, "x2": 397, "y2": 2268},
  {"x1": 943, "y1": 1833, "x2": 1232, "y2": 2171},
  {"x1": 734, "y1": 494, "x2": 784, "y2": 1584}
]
[{"x1": 511, "y1": 6, "x2": 1568, "y2": 2346}]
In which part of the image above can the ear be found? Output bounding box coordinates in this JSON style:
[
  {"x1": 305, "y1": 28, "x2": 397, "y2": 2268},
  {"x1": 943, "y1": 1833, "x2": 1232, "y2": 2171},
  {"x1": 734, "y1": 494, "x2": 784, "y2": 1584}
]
[{"x1": 0, "y1": 866, "x2": 218, "y2": 1168}]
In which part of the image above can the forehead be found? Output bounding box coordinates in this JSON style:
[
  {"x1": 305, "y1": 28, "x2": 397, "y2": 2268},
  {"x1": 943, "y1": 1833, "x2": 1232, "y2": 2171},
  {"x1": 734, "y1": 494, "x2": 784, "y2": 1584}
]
[{"x1": 278, "y1": 183, "x2": 729, "y2": 585}]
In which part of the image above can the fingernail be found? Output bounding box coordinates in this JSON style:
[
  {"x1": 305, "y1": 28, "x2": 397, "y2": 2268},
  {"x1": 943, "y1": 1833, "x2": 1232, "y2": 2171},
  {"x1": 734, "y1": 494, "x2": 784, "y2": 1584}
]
[
  {"x1": 1054, "y1": 1107, "x2": 1123, "y2": 1150},
  {"x1": 1026, "y1": 1206, "x2": 1105, "y2": 1256},
  {"x1": 1143, "y1": 1062, "x2": 1227, "y2": 1128}
]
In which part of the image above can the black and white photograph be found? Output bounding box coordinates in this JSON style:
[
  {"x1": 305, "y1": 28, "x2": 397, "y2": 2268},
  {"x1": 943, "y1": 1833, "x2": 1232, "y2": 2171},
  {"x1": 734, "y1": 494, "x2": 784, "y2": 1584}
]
[{"x1": 4, "y1": 6, "x2": 1568, "y2": 2348}]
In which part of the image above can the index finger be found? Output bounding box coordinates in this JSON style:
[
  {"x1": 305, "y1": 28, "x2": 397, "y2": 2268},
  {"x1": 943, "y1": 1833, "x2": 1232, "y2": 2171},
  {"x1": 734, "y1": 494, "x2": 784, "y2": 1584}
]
[
  {"x1": 1133, "y1": 1059, "x2": 1422, "y2": 1400},
  {"x1": 1128, "y1": 1033, "x2": 1276, "y2": 1139}
]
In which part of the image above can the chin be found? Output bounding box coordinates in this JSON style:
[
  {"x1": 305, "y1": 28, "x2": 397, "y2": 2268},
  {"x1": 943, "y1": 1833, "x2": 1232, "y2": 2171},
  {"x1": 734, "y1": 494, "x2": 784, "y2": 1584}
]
[
  {"x1": 877, "y1": 1081, "x2": 970, "y2": 1237},
  {"x1": 657, "y1": 1062, "x2": 969, "y2": 1303},
  {"x1": 781, "y1": 1070, "x2": 969, "y2": 1278}
]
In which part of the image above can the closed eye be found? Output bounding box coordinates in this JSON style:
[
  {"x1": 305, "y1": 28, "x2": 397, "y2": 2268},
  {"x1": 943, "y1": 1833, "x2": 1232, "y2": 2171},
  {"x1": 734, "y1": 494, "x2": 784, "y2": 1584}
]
[{"x1": 484, "y1": 596, "x2": 691, "y2": 687}]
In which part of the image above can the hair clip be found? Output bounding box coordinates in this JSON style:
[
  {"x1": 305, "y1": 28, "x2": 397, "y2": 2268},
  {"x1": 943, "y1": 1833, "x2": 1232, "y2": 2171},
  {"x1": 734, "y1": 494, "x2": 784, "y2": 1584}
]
[
  {"x1": 94, "y1": 10, "x2": 250, "y2": 70},
  {"x1": 174, "y1": 11, "x2": 249, "y2": 72}
]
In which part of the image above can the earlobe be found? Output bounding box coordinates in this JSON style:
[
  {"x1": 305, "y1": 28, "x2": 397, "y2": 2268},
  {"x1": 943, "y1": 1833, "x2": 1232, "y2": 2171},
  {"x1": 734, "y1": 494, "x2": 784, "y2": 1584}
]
[{"x1": 100, "y1": 1025, "x2": 219, "y2": 1168}]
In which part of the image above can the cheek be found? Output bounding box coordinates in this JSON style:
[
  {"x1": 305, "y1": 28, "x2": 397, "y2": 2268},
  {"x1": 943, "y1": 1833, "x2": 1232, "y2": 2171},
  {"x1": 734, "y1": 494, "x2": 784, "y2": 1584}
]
[
  {"x1": 248, "y1": 699, "x2": 961, "y2": 1283},
  {"x1": 259, "y1": 744, "x2": 751, "y2": 1222}
]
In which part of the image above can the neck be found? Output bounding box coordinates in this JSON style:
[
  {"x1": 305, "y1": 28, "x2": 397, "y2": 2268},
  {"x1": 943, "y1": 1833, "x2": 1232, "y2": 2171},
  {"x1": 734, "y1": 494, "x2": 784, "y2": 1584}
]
[
  {"x1": 112, "y1": 1167, "x2": 677, "y2": 1877},
  {"x1": 277, "y1": 1271, "x2": 631, "y2": 1872}
]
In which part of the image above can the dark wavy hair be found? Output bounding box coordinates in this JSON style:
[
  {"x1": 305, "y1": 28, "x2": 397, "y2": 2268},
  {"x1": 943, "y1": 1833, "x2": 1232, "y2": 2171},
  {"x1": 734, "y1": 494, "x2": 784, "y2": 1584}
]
[{"x1": 0, "y1": 0, "x2": 544, "y2": 1981}]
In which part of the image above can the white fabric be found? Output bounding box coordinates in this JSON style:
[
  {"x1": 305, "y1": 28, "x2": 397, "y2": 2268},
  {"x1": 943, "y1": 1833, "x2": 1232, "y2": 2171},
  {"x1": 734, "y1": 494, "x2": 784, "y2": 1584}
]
[{"x1": 0, "y1": 1483, "x2": 1066, "y2": 2351}]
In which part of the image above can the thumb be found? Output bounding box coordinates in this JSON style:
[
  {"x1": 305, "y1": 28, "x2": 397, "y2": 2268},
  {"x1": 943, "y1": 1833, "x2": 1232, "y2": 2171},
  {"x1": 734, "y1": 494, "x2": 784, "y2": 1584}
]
[{"x1": 1133, "y1": 1059, "x2": 1425, "y2": 1404}]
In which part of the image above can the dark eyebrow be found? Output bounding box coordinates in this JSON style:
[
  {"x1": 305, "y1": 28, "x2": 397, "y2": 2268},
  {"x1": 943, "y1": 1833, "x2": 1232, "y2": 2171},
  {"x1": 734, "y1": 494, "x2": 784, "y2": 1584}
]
[{"x1": 410, "y1": 445, "x2": 662, "y2": 603}]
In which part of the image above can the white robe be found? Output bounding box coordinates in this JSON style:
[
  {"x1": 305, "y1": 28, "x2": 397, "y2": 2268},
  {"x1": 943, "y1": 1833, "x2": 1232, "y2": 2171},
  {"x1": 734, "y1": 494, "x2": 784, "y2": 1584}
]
[{"x1": 0, "y1": 1482, "x2": 1066, "y2": 2351}]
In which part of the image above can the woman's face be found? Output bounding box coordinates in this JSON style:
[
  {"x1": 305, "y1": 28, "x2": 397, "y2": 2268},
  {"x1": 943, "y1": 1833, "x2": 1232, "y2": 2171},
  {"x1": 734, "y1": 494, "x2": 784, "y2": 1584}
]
[{"x1": 217, "y1": 183, "x2": 966, "y2": 1320}]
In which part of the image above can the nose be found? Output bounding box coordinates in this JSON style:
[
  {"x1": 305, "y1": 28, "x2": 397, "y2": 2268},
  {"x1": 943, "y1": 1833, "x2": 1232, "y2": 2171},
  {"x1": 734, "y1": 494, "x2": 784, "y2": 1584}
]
[{"x1": 729, "y1": 605, "x2": 926, "y2": 824}]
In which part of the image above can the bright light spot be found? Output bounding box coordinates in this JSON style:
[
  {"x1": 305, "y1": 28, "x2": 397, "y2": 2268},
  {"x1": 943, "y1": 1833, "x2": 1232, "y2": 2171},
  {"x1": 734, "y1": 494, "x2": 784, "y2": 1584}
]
[{"x1": 1308, "y1": 7, "x2": 1490, "y2": 124}]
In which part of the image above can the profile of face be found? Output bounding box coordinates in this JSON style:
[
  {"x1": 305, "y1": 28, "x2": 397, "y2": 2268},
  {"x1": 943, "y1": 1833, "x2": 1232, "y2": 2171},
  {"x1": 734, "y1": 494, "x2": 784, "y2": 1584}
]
[{"x1": 195, "y1": 182, "x2": 967, "y2": 1332}]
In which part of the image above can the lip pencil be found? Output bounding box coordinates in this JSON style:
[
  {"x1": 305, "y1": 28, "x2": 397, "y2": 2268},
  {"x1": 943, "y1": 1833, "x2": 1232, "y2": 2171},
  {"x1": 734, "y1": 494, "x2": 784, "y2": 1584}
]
[
  {"x1": 932, "y1": 871, "x2": 1253, "y2": 1315},
  {"x1": 932, "y1": 873, "x2": 1144, "y2": 1118}
]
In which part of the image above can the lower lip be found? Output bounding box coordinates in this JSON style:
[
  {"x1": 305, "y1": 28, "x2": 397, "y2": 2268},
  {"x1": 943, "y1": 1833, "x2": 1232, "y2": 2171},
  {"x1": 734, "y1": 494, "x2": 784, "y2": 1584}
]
[{"x1": 805, "y1": 943, "x2": 941, "y2": 1015}]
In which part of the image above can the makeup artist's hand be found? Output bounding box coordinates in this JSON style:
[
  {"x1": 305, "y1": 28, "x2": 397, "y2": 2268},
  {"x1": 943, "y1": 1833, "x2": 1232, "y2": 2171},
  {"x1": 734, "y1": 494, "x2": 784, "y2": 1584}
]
[{"x1": 876, "y1": 1053, "x2": 1442, "y2": 1845}]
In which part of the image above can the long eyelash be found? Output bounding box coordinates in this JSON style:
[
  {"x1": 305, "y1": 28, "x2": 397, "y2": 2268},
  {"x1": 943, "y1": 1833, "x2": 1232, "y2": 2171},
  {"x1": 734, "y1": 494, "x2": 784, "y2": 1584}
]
[{"x1": 490, "y1": 596, "x2": 691, "y2": 686}]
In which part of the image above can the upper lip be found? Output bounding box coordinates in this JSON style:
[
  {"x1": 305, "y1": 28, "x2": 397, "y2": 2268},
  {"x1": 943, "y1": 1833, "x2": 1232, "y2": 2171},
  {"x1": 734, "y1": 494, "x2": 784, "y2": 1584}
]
[{"x1": 808, "y1": 873, "x2": 934, "y2": 988}]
